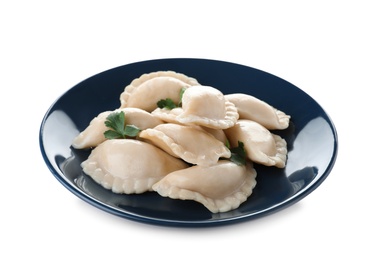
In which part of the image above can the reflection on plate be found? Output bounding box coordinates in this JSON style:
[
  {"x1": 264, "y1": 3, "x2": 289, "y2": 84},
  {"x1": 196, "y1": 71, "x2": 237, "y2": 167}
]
[{"x1": 39, "y1": 58, "x2": 338, "y2": 227}]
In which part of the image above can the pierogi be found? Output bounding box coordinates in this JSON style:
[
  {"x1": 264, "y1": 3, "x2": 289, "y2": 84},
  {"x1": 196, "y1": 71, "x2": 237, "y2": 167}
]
[
  {"x1": 139, "y1": 123, "x2": 231, "y2": 167},
  {"x1": 224, "y1": 119, "x2": 287, "y2": 168},
  {"x1": 72, "y1": 107, "x2": 163, "y2": 149},
  {"x1": 120, "y1": 71, "x2": 200, "y2": 111},
  {"x1": 73, "y1": 70, "x2": 290, "y2": 213},
  {"x1": 151, "y1": 107, "x2": 184, "y2": 124},
  {"x1": 81, "y1": 139, "x2": 188, "y2": 194},
  {"x1": 225, "y1": 93, "x2": 290, "y2": 130},
  {"x1": 176, "y1": 86, "x2": 239, "y2": 129},
  {"x1": 152, "y1": 161, "x2": 257, "y2": 213}
]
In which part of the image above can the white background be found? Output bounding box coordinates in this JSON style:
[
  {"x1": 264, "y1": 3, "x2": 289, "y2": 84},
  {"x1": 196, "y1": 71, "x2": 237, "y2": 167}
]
[{"x1": 1, "y1": 1, "x2": 380, "y2": 259}]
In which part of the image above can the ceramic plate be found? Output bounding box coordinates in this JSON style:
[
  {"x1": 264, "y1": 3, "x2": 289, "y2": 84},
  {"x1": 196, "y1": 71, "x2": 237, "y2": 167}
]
[{"x1": 39, "y1": 58, "x2": 338, "y2": 227}]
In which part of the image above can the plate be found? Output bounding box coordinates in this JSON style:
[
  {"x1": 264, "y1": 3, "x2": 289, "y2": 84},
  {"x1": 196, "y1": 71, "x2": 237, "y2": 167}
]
[{"x1": 39, "y1": 58, "x2": 338, "y2": 227}]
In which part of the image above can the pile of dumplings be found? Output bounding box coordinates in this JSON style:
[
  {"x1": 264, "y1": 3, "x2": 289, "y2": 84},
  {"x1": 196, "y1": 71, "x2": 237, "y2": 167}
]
[{"x1": 72, "y1": 71, "x2": 290, "y2": 213}]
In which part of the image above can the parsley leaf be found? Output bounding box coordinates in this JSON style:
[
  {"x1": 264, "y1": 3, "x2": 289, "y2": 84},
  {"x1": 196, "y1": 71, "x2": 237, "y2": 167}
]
[
  {"x1": 104, "y1": 111, "x2": 141, "y2": 139},
  {"x1": 157, "y1": 87, "x2": 187, "y2": 109},
  {"x1": 178, "y1": 87, "x2": 186, "y2": 107},
  {"x1": 225, "y1": 139, "x2": 231, "y2": 149},
  {"x1": 157, "y1": 98, "x2": 177, "y2": 109},
  {"x1": 124, "y1": 125, "x2": 141, "y2": 137},
  {"x1": 229, "y1": 141, "x2": 247, "y2": 166},
  {"x1": 104, "y1": 129, "x2": 124, "y2": 139}
]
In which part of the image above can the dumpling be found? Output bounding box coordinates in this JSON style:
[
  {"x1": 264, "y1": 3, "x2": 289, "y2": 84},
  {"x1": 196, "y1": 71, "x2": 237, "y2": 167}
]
[
  {"x1": 81, "y1": 139, "x2": 189, "y2": 194},
  {"x1": 224, "y1": 119, "x2": 287, "y2": 168},
  {"x1": 152, "y1": 161, "x2": 257, "y2": 213},
  {"x1": 151, "y1": 107, "x2": 184, "y2": 124},
  {"x1": 72, "y1": 107, "x2": 163, "y2": 149},
  {"x1": 120, "y1": 71, "x2": 199, "y2": 111},
  {"x1": 151, "y1": 107, "x2": 228, "y2": 143},
  {"x1": 176, "y1": 86, "x2": 239, "y2": 129},
  {"x1": 139, "y1": 123, "x2": 231, "y2": 167},
  {"x1": 225, "y1": 93, "x2": 290, "y2": 130},
  {"x1": 120, "y1": 70, "x2": 200, "y2": 107},
  {"x1": 122, "y1": 70, "x2": 199, "y2": 94},
  {"x1": 199, "y1": 126, "x2": 228, "y2": 144}
]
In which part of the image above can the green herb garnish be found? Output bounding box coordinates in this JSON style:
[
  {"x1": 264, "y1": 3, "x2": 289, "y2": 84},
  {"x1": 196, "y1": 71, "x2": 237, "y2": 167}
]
[
  {"x1": 157, "y1": 98, "x2": 177, "y2": 109},
  {"x1": 104, "y1": 111, "x2": 141, "y2": 139},
  {"x1": 157, "y1": 87, "x2": 187, "y2": 109},
  {"x1": 225, "y1": 139, "x2": 231, "y2": 149},
  {"x1": 178, "y1": 87, "x2": 186, "y2": 107},
  {"x1": 229, "y1": 141, "x2": 247, "y2": 166}
]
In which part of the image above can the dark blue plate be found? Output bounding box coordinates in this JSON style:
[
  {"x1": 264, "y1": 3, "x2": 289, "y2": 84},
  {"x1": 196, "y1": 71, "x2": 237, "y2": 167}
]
[{"x1": 39, "y1": 58, "x2": 338, "y2": 227}]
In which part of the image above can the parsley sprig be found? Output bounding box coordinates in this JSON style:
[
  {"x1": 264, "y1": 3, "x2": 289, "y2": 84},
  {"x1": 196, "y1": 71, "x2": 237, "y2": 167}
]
[
  {"x1": 157, "y1": 98, "x2": 177, "y2": 109},
  {"x1": 156, "y1": 87, "x2": 186, "y2": 109},
  {"x1": 104, "y1": 111, "x2": 141, "y2": 139},
  {"x1": 228, "y1": 141, "x2": 247, "y2": 166}
]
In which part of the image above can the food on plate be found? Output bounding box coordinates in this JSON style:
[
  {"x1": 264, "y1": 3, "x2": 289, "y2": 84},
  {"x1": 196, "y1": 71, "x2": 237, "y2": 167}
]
[
  {"x1": 151, "y1": 85, "x2": 239, "y2": 130},
  {"x1": 120, "y1": 71, "x2": 200, "y2": 111},
  {"x1": 151, "y1": 107, "x2": 185, "y2": 124},
  {"x1": 224, "y1": 119, "x2": 287, "y2": 168},
  {"x1": 152, "y1": 161, "x2": 257, "y2": 213},
  {"x1": 176, "y1": 85, "x2": 239, "y2": 129},
  {"x1": 72, "y1": 70, "x2": 291, "y2": 212},
  {"x1": 225, "y1": 93, "x2": 290, "y2": 130},
  {"x1": 81, "y1": 139, "x2": 188, "y2": 194},
  {"x1": 72, "y1": 107, "x2": 163, "y2": 149},
  {"x1": 199, "y1": 126, "x2": 228, "y2": 144},
  {"x1": 139, "y1": 123, "x2": 231, "y2": 167}
]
